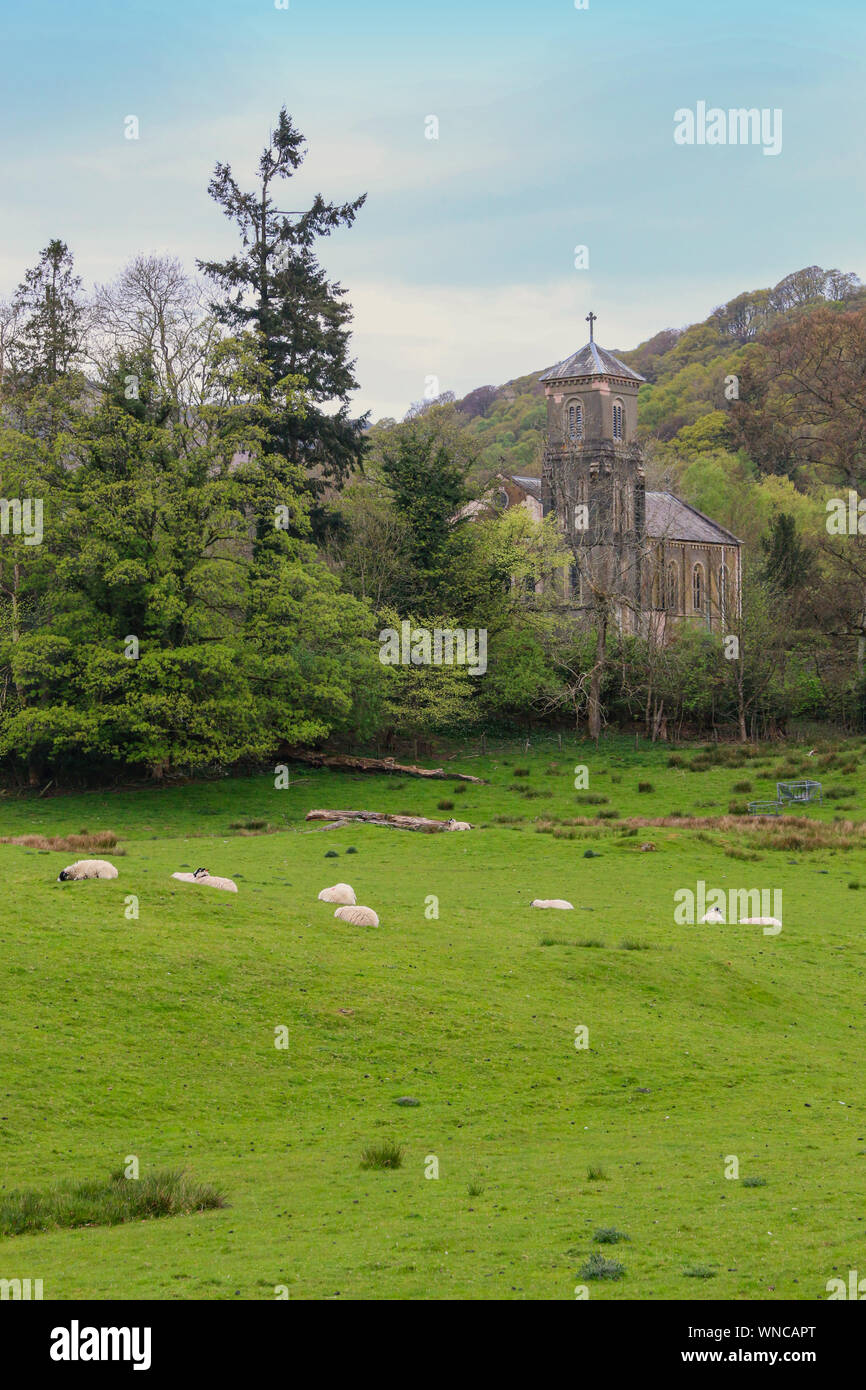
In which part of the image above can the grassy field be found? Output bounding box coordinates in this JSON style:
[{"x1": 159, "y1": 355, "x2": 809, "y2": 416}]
[{"x1": 1, "y1": 734, "x2": 865, "y2": 1301}]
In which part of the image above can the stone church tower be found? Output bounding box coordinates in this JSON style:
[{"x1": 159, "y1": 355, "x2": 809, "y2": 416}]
[{"x1": 540, "y1": 312, "x2": 647, "y2": 633}]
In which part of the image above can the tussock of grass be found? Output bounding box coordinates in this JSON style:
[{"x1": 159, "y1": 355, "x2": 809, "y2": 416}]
[
  {"x1": 574, "y1": 793, "x2": 608, "y2": 805},
  {"x1": 637, "y1": 782, "x2": 654, "y2": 794},
  {"x1": 0, "y1": 830, "x2": 119, "y2": 852},
  {"x1": 683, "y1": 1265, "x2": 717, "y2": 1279},
  {"x1": 593, "y1": 1227, "x2": 630, "y2": 1244},
  {"x1": 733, "y1": 780, "x2": 752, "y2": 793},
  {"x1": 360, "y1": 1140, "x2": 404, "y2": 1171},
  {"x1": 586, "y1": 1164, "x2": 609, "y2": 1181},
  {"x1": 0, "y1": 1169, "x2": 225, "y2": 1238},
  {"x1": 437, "y1": 800, "x2": 455, "y2": 811},
  {"x1": 742, "y1": 1176, "x2": 767, "y2": 1188}
]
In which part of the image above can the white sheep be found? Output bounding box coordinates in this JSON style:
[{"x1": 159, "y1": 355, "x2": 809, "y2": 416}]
[
  {"x1": 171, "y1": 867, "x2": 238, "y2": 893},
  {"x1": 700, "y1": 907, "x2": 725, "y2": 923},
  {"x1": 446, "y1": 818, "x2": 472, "y2": 831},
  {"x1": 334, "y1": 905, "x2": 379, "y2": 927},
  {"x1": 531, "y1": 898, "x2": 574, "y2": 910},
  {"x1": 57, "y1": 859, "x2": 119, "y2": 882},
  {"x1": 317, "y1": 883, "x2": 356, "y2": 905},
  {"x1": 739, "y1": 916, "x2": 782, "y2": 928}
]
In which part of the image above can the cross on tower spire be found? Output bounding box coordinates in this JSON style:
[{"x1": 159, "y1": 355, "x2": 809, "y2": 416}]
[{"x1": 585, "y1": 310, "x2": 597, "y2": 342}]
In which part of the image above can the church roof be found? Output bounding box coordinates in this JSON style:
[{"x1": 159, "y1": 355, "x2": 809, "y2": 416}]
[
  {"x1": 511, "y1": 474, "x2": 542, "y2": 500},
  {"x1": 540, "y1": 341, "x2": 645, "y2": 384},
  {"x1": 645, "y1": 492, "x2": 741, "y2": 546}
]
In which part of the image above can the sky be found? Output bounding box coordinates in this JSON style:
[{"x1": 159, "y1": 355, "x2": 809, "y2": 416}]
[{"x1": 1, "y1": 0, "x2": 864, "y2": 419}]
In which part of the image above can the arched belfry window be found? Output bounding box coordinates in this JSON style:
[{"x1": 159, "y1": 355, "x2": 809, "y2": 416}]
[
  {"x1": 612, "y1": 401, "x2": 624, "y2": 441},
  {"x1": 567, "y1": 402, "x2": 583, "y2": 442},
  {"x1": 693, "y1": 563, "x2": 704, "y2": 613},
  {"x1": 666, "y1": 561, "x2": 679, "y2": 612}
]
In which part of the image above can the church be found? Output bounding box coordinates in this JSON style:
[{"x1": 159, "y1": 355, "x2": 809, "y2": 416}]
[{"x1": 499, "y1": 313, "x2": 742, "y2": 637}]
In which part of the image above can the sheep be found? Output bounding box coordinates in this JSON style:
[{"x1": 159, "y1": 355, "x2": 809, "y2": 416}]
[
  {"x1": 317, "y1": 883, "x2": 356, "y2": 905},
  {"x1": 531, "y1": 898, "x2": 574, "y2": 910},
  {"x1": 171, "y1": 867, "x2": 238, "y2": 893},
  {"x1": 739, "y1": 916, "x2": 782, "y2": 929},
  {"x1": 334, "y1": 905, "x2": 379, "y2": 927},
  {"x1": 700, "y1": 907, "x2": 725, "y2": 923},
  {"x1": 445, "y1": 818, "x2": 472, "y2": 831},
  {"x1": 57, "y1": 859, "x2": 118, "y2": 882}
]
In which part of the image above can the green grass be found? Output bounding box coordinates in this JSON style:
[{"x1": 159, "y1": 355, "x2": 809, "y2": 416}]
[
  {"x1": 1, "y1": 733, "x2": 866, "y2": 1298},
  {"x1": 0, "y1": 1170, "x2": 225, "y2": 1237}
]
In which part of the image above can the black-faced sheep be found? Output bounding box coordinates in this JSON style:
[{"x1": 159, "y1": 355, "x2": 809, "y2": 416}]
[
  {"x1": 58, "y1": 859, "x2": 118, "y2": 882},
  {"x1": 171, "y1": 867, "x2": 238, "y2": 893}
]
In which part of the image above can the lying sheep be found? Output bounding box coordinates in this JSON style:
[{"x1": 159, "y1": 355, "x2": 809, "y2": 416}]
[
  {"x1": 171, "y1": 867, "x2": 238, "y2": 893},
  {"x1": 446, "y1": 818, "x2": 471, "y2": 831},
  {"x1": 700, "y1": 907, "x2": 724, "y2": 923},
  {"x1": 740, "y1": 916, "x2": 782, "y2": 929},
  {"x1": 318, "y1": 883, "x2": 356, "y2": 905},
  {"x1": 334, "y1": 905, "x2": 379, "y2": 927},
  {"x1": 531, "y1": 898, "x2": 574, "y2": 910},
  {"x1": 58, "y1": 859, "x2": 118, "y2": 882}
]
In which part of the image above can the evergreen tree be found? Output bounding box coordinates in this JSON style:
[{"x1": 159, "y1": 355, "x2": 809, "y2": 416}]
[
  {"x1": 761, "y1": 512, "x2": 813, "y2": 593},
  {"x1": 198, "y1": 108, "x2": 367, "y2": 499},
  {"x1": 379, "y1": 424, "x2": 469, "y2": 611},
  {"x1": 13, "y1": 240, "x2": 86, "y2": 385}
]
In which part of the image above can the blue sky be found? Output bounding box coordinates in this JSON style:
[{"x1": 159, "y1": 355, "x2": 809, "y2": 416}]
[{"x1": 1, "y1": 0, "x2": 863, "y2": 418}]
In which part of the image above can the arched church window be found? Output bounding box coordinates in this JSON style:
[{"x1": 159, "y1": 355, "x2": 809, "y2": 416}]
[
  {"x1": 612, "y1": 402, "x2": 624, "y2": 441},
  {"x1": 693, "y1": 563, "x2": 704, "y2": 613},
  {"x1": 567, "y1": 403, "x2": 583, "y2": 441},
  {"x1": 666, "y1": 561, "x2": 679, "y2": 612}
]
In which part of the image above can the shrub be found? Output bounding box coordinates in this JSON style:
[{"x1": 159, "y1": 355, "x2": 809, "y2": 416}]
[
  {"x1": 593, "y1": 1228, "x2": 630, "y2": 1245},
  {"x1": 579, "y1": 1252, "x2": 625, "y2": 1280},
  {"x1": 667, "y1": 754, "x2": 685, "y2": 768},
  {"x1": 728, "y1": 801, "x2": 749, "y2": 815}
]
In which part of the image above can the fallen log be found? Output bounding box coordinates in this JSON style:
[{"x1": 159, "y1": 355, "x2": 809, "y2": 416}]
[
  {"x1": 285, "y1": 751, "x2": 485, "y2": 783},
  {"x1": 305, "y1": 809, "x2": 473, "y2": 833}
]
